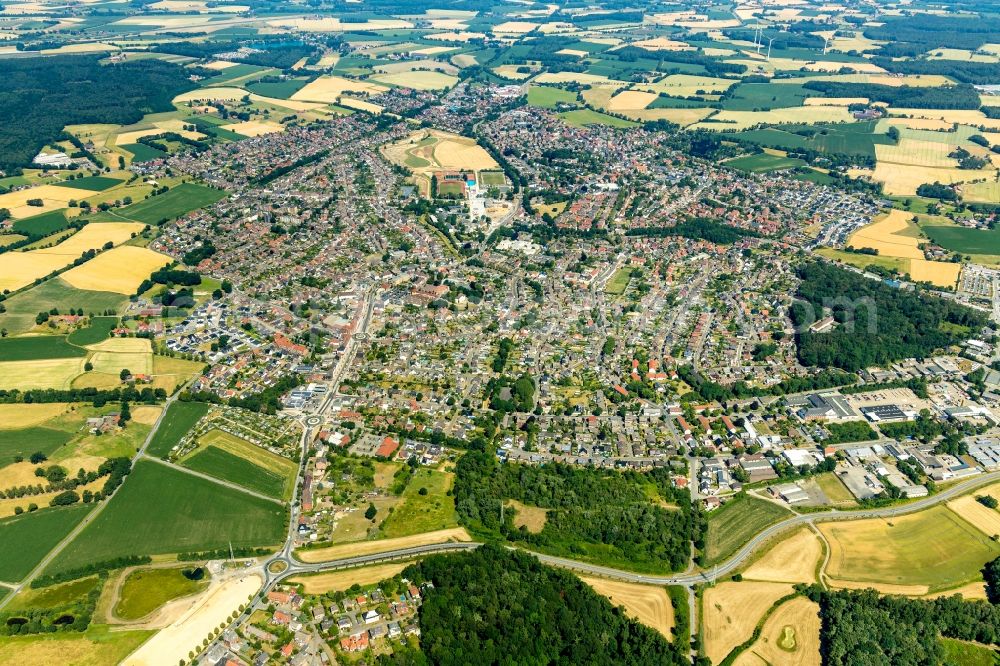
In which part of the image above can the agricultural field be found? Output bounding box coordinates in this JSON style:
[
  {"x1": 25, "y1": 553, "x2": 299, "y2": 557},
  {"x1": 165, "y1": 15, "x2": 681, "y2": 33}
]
[
  {"x1": 45, "y1": 460, "x2": 286, "y2": 574},
  {"x1": 109, "y1": 183, "x2": 226, "y2": 225},
  {"x1": 178, "y1": 428, "x2": 298, "y2": 500},
  {"x1": 724, "y1": 152, "x2": 805, "y2": 173},
  {"x1": 922, "y1": 224, "x2": 1000, "y2": 256},
  {"x1": 846, "y1": 208, "x2": 961, "y2": 288},
  {"x1": 382, "y1": 129, "x2": 500, "y2": 196},
  {"x1": 114, "y1": 565, "x2": 210, "y2": 620},
  {"x1": 741, "y1": 527, "x2": 822, "y2": 584},
  {"x1": 579, "y1": 576, "x2": 673, "y2": 638},
  {"x1": 818, "y1": 504, "x2": 1000, "y2": 593},
  {"x1": 289, "y1": 561, "x2": 411, "y2": 594},
  {"x1": 0, "y1": 625, "x2": 154, "y2": 666},
  {"x1": 558, "y1": 109, "x2": 638, "y2": 129},
  {"x1": 527, "y1": 85, "x2": 579, "y2": 109},
  {"x1": 145, "y1": 401, "x2": 209, "y2": 458},
  {"x1": 0, "y1": 504, "x2": 93, "y2": 582},
  {"x1": 60, "y1": 246, "x2": 170, "y2": 294},
  {"x1": 296, "y1": 527, "x2": 472, "y2": 563},
  {"x1": 734, "y1": 596, "x2": 821, "y2": 666},
  {"x1": 378, "y1": 468, "x2": 459, "y2": 538},
  {"x1": 702, "y1": 581, "x2": 795, "y2": 664},
  {"x1": 704, "y1": 494, "x2": 791, "y2": 565}
]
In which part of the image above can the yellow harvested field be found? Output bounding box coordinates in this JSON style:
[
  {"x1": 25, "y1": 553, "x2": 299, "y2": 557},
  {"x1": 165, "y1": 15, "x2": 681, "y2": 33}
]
[
  {"x1": 339, "y1": 97, "x2": 383, "y2": 114},
  {"x1": 116, "y1": 126, "x2": 204, "y2": 145},
  {"x1": 428, "y1": 31, "x2": 486, "y2": 42},
  {"x1": 949, "y1": 491, "x2": 1000, "y2": 538},
  {"x1": 804, "y1": 97, "x2": 868, "y2": 106},
  {"x1": 828, "y1": 34, "x2": 883, "y2": 53},
  {"x1": 927, "y1": 48, "x2": 1000, "y2": 64},
  {"x1": 41, "y1": 42, "x2": 118, "y2": 54},
  {"x1": 266, "y1": 17, "x2": 412, "y2": 32},
  {"x1": 638, "y1": 73, "x2": 736, "y2": 97},
  {"x1": 377, "y1": 59, "x2": 459, "y2": 76},
  {"x1": 508, "y1": 499, "x2": 547, "y2": 532},
  {"x1": 296, "y1": 528, "x2": 471, "y2": 563},
  {"x1": 703, "y1": 582, "x2": 795, "y2": 664},
  {"x1": 226, "y1": 120, "x2": 285, "y2": 137},
  {"x1": 148, "y1": 0, "x2": 247, "y2": 10},
  {"x1": 371, "y1": 71, "x2": 458, "y2": 90},
  {"x1": 61, "y1": 246, "x2": 170, "y2": 294},
  {"x1": 289, "y1": 562, "x2": 410, "y2": 594},
  {"x1": 876, "y1": 138, "x2": 958, "y2": 168},
  {"x1": 848, "y1": 209, "x2": 924, "y2": 260},
  {"x1": 493, "y1": 21, "x2": 539, "y2": 34},
  {"x1": 492, "y1": 64, "x2": 536, "y2": 80},
  {"x1": 734, "y1": 597, "x2": 821, "y2": 666},
  {"x1": 0, "y1": 402, "x2": 70, "y2": 428},
  {"x1": 409, "y1": 46, "x2": 456, "y2": 56},
  {"x1": 924, "y1": 581, "x2": 988, "y2": 600},
  {"x1": 200, "y1": 60, "x2": 239, "y2": 70},
  {"x1": 801, "y1": 60, "x2": 885, "y2": 73},
  {"x1": 130, "y1": 405, "x2": 162, "y2": 426},
  {"x1": 881, "y1": 117, "x2": 955, "y2": 131},
  {"x1": 964, "y1": 180, "x2": 1000, "y2": 204},
  {"x1": 87, "y1": 337, "x2": 153, "y2": 376},
  {"x1": 0, "y1": 184, "x2": 99, "y2": 219},
  {"x1": 291, "y1": 75, "x2": 388, "y2": 103},
  {"x1": 631, "y1": 37, "x2": 693, "y2": 51},
  {"x1": 248, "y1": 94, "x2": 326, "y2": 112},
  {"x1": 87, "y1": 337, "x2": 152, "y2": 354},
  {"x1": 890, "y1": 108, "x2": 989, "y2": 123},
  {"x1": 699, "y1": 106, "x2": 852, "y2": 130},
  {"x1": 870, "y1": 162, "x2": 984, "y2": 196},
  {"x1": 606, "y1": 90, "x2": 658, "y2": 111},
  {"x1": 908, "y1": 259, "x2": 961, "y2": 288},
  {"x1": 742, "y1": 527, "x2": 822, "y2": 584},
  {"x1": 0, "y1": 358, "x2": 86, "y2": 390},
  {"x1": 174, "y1": 87, "x2": 248, "y2": 103},
  {"x1": 0, "y1": 222, "x2": 144, "y2": 292},
  {"x1": 828, "y1": 579, "x2": 930, "y2": 595},
  {"x1": 579, "y1": 577, "x2": 673, "y2": 637}
]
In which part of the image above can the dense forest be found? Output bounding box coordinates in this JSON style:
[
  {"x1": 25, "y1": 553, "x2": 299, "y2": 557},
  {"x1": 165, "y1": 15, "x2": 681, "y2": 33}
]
[
  {"x1": 0, "y1": 55, "x2": 197, "y2": 172},
  {"x1": 402, "y1": 545, "x2": 686, "y2": 665},
  {"x1": 791, "y1": 262, "x2": 987, "y2": 371},
  {"x1": 626, "y1": 218, "x2": 760, "y2": 244},
  {"x1": 804, "y1": 586, "x2": 1000, "y2": 664},
  {"x1": 453, "y1": 449, "x2": 694, "y2": 571},
  {"x1": 802, "y1": 81, "x2": 981, "y2": 110},
  {"x1": 864, "y1": 14, "x2": 1000, "y2": 57}
]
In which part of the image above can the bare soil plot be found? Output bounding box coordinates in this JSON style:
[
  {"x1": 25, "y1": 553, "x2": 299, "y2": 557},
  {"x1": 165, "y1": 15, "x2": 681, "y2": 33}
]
[
  {"x1": 579, "y1": 576, "x2": 673, "y2": 637},
  {"x1": 703, "y1": 582, "x2": 795, "y2": 664},
  {"x1": 734, "y1": 596, "x2": 821, "y2": 666},
  {"x1": 296, "y1": 527, "x2": 471, "y2": 563},
  {"x1": 742, "y1": 527, "x2": 822, "y2": 584},
  {"x1": 290, "y1": 562, "x2": 410, "y2": 594}
]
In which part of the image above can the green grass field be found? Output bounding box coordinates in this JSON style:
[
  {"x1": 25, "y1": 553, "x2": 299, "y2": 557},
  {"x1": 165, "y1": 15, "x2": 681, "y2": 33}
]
[
  {"x1": 53, "y1": 176, "x2": 124, "y2": 192},
  {"x1": 115, "y1": 566, "x2": 209, "y2": 620},
  {"x1": 704, "y1": 494, "x2": 791, "y2": 565},
  {"x1": 479, "y1": 171, "x2": 507, "y2": 187},
  {"x1": 922, "y1": 225, "x2": 1000, "y2": 256},
  {"x1": 528, "y1": 85, "x2": 579, "y2": 109},
  {"x1": 814, "y1": 247, "x2": 911, "y2": 276},
  {"x1": 11, "y1": 209, "x2": 68, "y2": 237},
  {"x1": 725, "y1": 152, "x2": 805, "y2": 173},
  {"x1": 66, "y1": 316, "x2": 117, "y2": 346},
  {"x1": 0, "y1": 426, "x2": 75, "y2": 467},
  {"x1": 145, "y1": 401, "x2": 208, "y2": 458},
  {"x1": 559, "y1": 109, "x2": 638, "y2": 129},
  {"x1": 181, "y1": 445, "x2": 288, "y2": 499},
  {"x1": 0, "y1": 505, "x2": 93, "y2": 581},
  {"x1": 111, "y1": 183, "x2": 226, "y2": 225},
  {"x1": 378, "y1": 469, "x2": 459, "y2": 539},
  {"x1": 245, "y1": 77, "x2": 312, "y2": 99},
  {"x1": 121, "y1": 143, "x2": 167, "y2": 162},
  {"x1": 0, "y1": 278, "x2": 126, "y2": 337},
  {"x1": 0, "y1": 335, "x2": 86, "y2": 361},
  {"x1": 604, "y1": 267, "x2": 632, "y2": 295},
  {"x1": 720, "y1": 83, "x2": 811, "y2": 111},
  {"x1": 7, "y1": 575, "x2": 99, "y2": 610},
  {"x1": 939, "y1": 637, "x2": 999, "y2": 666},
  {"x1": 45, "y1": 460, "x2": 286, "y2": 574}
]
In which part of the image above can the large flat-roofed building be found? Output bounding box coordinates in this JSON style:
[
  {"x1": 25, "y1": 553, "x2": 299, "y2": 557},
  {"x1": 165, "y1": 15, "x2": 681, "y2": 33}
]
[
  {"x1": 787, "y1": 392, "x2": 856, "y2": 421},
  {"x1": 860, "y1": 404, "x2": 914, "y2": 423}
]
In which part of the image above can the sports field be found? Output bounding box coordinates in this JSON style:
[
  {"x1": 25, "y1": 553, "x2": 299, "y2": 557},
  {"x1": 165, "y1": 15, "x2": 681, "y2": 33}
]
[
  {"x1": 0, "y1": 504, "x2": 93, "y2": 581},
  {"x1": 45, "y1": 460, "x2": 286, "y2": 574},
  {"x1": 704, "y1": 495, "x2": 791, "y2": 565},
  {"x1": 378, "y1": 468, "x2": 459, "y2": 538},
  {"x1": 819, "y1": 505, "x2": 1000, "y2": 592},
  {"x1": 145, "y1": 401, "x2": 208, "y2": 457},
  {"x1": 60, "y1": 246, "x2": 170, "y2": 295},
  {"x1": 111, "y1": 183, "x2": 226, "y2": 225},
  {"x1": 604, "y1": 267, "x2": 632, "y2": 295},
  {"x1": 382, "y1": 129, "x2": 500, "y2": 196}
]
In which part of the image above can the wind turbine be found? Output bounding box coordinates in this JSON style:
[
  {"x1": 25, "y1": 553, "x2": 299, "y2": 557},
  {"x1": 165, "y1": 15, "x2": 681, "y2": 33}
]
[{"x1": 767, "y1": 37, "x2": 775, "y2": 61}]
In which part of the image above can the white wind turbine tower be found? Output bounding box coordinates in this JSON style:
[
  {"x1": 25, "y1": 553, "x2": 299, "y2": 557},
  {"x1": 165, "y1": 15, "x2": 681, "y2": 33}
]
[{"x1": 766, "y1": 37, "x2": 775, "y2": 61}]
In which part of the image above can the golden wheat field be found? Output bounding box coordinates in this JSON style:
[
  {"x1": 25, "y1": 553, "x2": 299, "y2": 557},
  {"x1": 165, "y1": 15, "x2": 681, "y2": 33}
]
[
  {"x1": 61, "y1": 245, "x2": 170, "y2": 294},
  {"x1": 579, "y1": 577, "x2": 674, "y2": 637},
  {"x1": 742, "y1": 527, "x2": 822, "y2": 584},
  {"x1": 0, "y1": 403, "x2": 70, "y2": 428},
  {"x1": 733, "y1": 596, "x2": 821, "y2": 666},
  {"x1": 290, "y1": 562, "x2": 411, "y2": 594},
  {"x1": 702, "y1": 582, "x2": 794, "y2": 664},
  {"x1": 296, "y1": 528, "x2": 472, "y2": 563}
]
